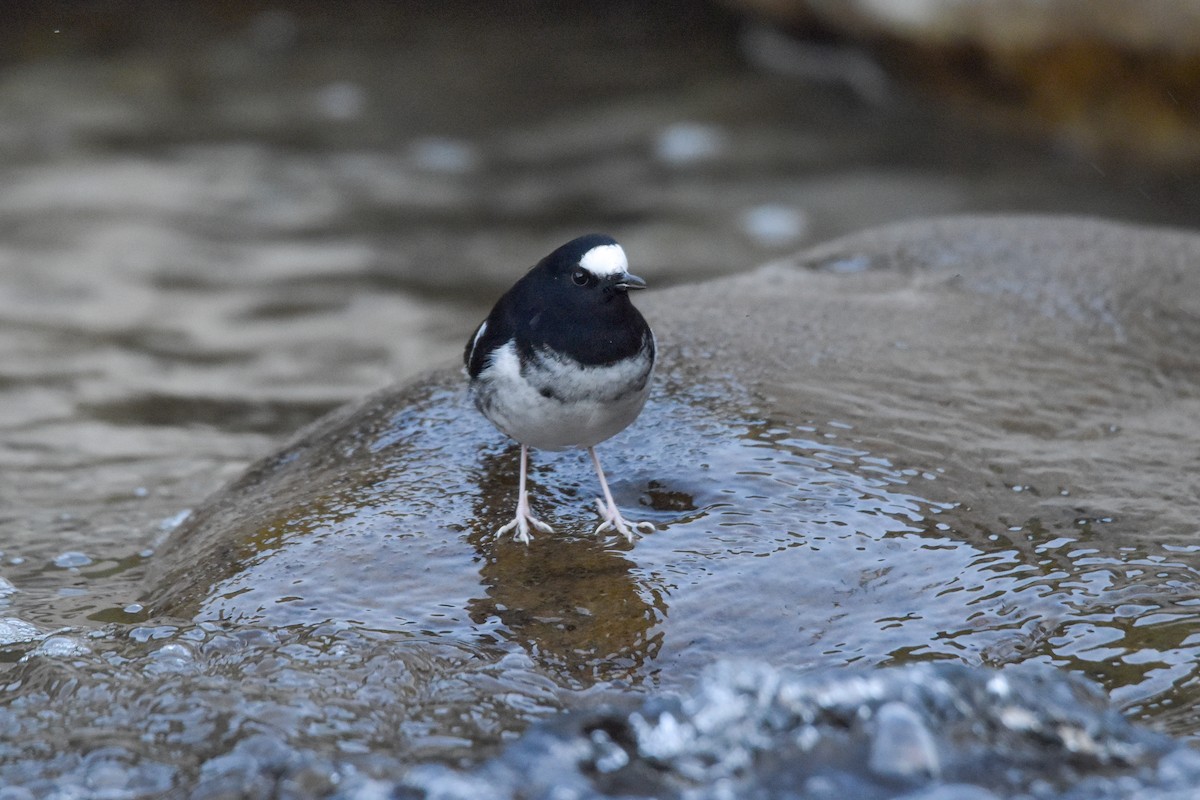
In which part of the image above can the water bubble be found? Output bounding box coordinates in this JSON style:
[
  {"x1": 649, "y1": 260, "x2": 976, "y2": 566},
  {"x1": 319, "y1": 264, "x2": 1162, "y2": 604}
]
[
  {"x1": 156, "y1": 642, "x2": 194, "y2": 661},
  {"x1": 315, "y1": 82, "x2": 365, "y2": 121},
  {"x1": 54, "y1": 551, "x2": 92, "y2": 568},
  {"x1": 740, "y1": 204, "x2": 809, "y2": 248},
  {"x1": 0, "y1": 617, "x2": 43, "y2": 645},
  {"x1": 409, "y1": 138, "x2": 481, "y2": 174},
  {"x1": 84, "y1": 761, "x2": 129, "y2": 792},
  {"x1": 590, "y1": 727, "x2": 630, "y2": 773},
  {"x1": 29, "y1": 635, "x2": 90, "y2": 658},
  {"x1": 146, "y1": 642, "x2": 197, "y2": 674},
  {"x1": 821, "y1": 255, "x2": 872, "y2": 273},
  {"x1": 868, "y1": 701, "x2": 940, "y2": 781},
  {"x1": 130, "y1": 625, "x2": 178, "y2": 643},
  {"x1": 654, "y1": 122, "x2": 727, "y2": 165}
]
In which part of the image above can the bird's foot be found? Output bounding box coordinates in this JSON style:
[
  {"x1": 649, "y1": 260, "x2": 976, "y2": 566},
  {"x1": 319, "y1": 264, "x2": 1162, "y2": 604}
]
[
  {"x1": 497, "y1": 510, "x2": 553, "y2": 545},
  {"x1": 593, "y1": 498, "x2": 655, "y2": 542}
]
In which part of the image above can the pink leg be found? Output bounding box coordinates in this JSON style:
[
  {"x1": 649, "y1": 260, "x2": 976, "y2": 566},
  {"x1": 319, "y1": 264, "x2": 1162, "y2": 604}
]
[
  {"x1": 496, "y1": 444, "x2": 553, "y2": 544},
  {"x1": 589, "y1": 446, "x2": 654, "y2": 541}
]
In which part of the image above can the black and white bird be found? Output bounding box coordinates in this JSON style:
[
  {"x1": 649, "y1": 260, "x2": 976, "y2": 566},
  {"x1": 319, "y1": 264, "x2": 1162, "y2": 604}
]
[{"x1": 464, "y1": 234, "x2": 656, "y2": 544}]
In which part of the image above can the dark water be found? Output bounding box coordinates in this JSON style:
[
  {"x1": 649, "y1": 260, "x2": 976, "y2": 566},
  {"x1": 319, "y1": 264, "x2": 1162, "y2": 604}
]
[{"x1": 3, "y1": 2, "x2": 1200, "y2": 796}]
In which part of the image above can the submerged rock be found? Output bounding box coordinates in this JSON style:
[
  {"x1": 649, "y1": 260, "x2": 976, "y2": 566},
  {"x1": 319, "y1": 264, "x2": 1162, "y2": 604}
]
[{"x1": 399, "y1": 660, "x2": 1200, "y2": 800}]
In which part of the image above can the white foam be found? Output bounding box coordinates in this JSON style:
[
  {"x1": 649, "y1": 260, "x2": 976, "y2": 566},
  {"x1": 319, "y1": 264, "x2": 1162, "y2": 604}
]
[{"x1": 579, "y1": 243, "x2": 628, "y2": 278}]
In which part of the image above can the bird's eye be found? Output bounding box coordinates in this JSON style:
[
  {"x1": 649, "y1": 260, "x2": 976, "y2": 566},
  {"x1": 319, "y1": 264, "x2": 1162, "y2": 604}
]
[{"x1": 571, "y1": 269, "x2": 589, "y2": 286}]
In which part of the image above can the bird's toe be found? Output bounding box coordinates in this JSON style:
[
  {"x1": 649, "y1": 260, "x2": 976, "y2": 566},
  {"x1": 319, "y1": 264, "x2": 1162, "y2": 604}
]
[
  {"x1": 496, "y1": 515, "x2": 535, "y2": 544},
  {"x1": 592, "y1": 498, "x2": 640, "y2": 542}
]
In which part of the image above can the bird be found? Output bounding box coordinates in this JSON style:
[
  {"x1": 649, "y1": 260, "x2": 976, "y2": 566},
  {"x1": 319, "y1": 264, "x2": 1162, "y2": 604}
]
[{"x1": 465, "y1": 234, "x2": 656, "y2": 544}]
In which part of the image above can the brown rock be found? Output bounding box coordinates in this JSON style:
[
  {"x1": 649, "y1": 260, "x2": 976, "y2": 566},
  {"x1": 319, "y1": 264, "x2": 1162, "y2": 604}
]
[{"x1": 727, "y1": 0, "x2": 1200, "y2": 166}]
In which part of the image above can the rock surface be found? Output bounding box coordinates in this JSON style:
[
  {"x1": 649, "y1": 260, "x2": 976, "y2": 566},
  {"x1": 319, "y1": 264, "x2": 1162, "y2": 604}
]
[
  {"x1": 149, "y1": 215, "x2": 1200, "y2": 626},
  {"x1": 401, "y1": 660, "x2": 1200, "y2": 800},
  {"x1": 727, "y1": 0, "x2": 1200, "y2": 166}
]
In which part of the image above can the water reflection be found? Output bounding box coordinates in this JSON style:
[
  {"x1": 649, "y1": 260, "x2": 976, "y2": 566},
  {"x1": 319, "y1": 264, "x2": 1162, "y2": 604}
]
[
  {"x1": 466, "y1": 445, "x2": 666, "y2": 687},
  {"x1": 132, "y1": 375, "x2": 1200, "y2": 743},
  {"x1": 923, "y1": 515, "x2": 1200, "y2": 735}
]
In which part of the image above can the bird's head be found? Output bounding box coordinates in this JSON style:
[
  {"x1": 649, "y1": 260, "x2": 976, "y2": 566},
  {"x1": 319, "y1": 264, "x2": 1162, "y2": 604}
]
[{"x1": 536, "y1": 234, "x2": 647, "y2": 303}]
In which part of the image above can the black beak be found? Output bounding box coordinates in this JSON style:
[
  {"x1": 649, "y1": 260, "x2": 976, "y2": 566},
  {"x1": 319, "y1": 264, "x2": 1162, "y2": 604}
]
[{"x1": 612, "y1": 272, "x2": 647, "y2": 291}]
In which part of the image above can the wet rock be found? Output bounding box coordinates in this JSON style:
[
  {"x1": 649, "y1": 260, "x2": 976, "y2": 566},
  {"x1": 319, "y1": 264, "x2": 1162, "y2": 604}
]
[
  {"x1": 134, "y1": 216, "x2": 1200, "y2": 793},
  {"x1": 868, "y1": 702, "x2": 940, "y2": 782},
  {"x1": 728, "y1": 0, "x2": 1200, "y2": 166},
  {"x1": 399, "y1": 660, "x2": 1200, "y2": 799},
  {"x1": 147, "y1": 215, "x2": 1200, "y2": 648},
  {"x1": 52, "y1": 551, "x2": 92, "y2": 568}
]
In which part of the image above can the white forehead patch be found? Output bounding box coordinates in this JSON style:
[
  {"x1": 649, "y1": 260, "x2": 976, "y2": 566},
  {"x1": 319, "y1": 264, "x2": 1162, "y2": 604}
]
[{"x1": 579, "y1": 243, "x2": 628, "y2": 278}]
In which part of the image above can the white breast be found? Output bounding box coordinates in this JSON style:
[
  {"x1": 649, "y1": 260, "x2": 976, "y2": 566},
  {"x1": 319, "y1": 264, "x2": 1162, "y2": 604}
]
[{"x1": 470, "y1": 340, "x2": 653, "y2": 451}]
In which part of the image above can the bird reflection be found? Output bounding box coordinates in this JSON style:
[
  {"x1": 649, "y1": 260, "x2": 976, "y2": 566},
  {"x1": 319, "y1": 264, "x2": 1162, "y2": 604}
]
[{"x1": 466, "y1": 444, "x2": 667, "y2": 688}]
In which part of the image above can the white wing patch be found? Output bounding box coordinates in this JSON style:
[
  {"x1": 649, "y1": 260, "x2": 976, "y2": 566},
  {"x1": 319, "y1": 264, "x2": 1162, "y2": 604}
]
[
  {"x1": 467, "y1": 320, "x2": 488, "y2": 365},
  {"x1": 579, "y1": 243, "x2": 628, "y2": 278}
]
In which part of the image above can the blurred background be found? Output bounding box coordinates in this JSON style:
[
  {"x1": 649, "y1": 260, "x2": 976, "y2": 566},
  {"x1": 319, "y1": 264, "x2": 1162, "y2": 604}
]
[
  {"x1": 2, "y1": 3, "x2": 1200, "y2": 794},
  {"x1": 1, "y1": 0, "x2": 1199, "y2": 623}
]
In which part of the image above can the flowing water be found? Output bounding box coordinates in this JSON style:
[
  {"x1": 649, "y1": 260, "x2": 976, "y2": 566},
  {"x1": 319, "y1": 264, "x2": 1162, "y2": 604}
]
[{"x1": 2, "y1": 3, "x2": 1200, "y2": 796}]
